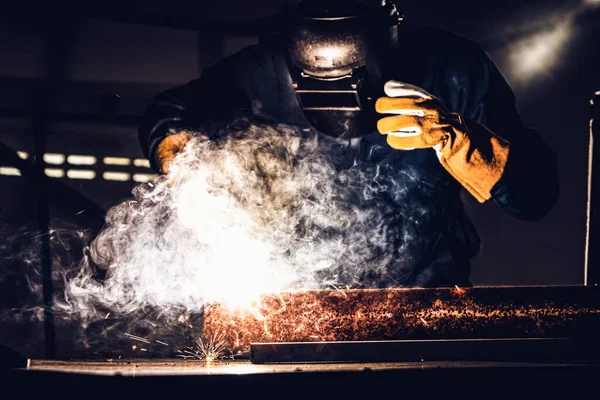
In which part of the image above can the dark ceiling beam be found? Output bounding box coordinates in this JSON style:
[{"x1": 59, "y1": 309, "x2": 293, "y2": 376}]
[{"x1": 88, "y1": 10, "x2": 282, "y2": 36}]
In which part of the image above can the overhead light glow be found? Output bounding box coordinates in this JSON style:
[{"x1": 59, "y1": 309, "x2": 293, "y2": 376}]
[
  {"x1": 104, "y1": 157, "x2": 131, "y2": 166},
  {"x1": 103, "y1": 171, "x2": 131, "y2": 181},
  {"x1": 45, "y1": 168, "x2": 64, "y2": 178},
  {"x1": 44, "y1": 153, "x2": 65, "y2": 165},
  {"x1": 508, "y1": 20, "x2": 572, "y2": 83},
  {"x1": 67, "y1": 170, "x2": 96, "y2": 180},
  {"x1": 68, "y1": 155, "x2": 96, "y2": 165},
  {"x1": 133, "y1": 159, "x2": 151, "y2": 168},
  {"x1": 0, "y1": 167, "x2": 21, "y2": 176},
  {"x1": 133, "y1": 173, "x2": 157, "y2": 183}
]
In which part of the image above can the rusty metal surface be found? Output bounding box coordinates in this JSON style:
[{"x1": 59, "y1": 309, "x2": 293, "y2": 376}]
[{"x1": 202, "y1": 286, "x2": 600, "y2": 355}]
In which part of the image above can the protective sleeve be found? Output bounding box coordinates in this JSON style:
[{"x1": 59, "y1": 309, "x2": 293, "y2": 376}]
[
  {"x1": 462, "y1": 48, "x2": 559, "y2": 221},
  {"x1": 138, "y1": 52, "x2": 252, "y2": 171}
]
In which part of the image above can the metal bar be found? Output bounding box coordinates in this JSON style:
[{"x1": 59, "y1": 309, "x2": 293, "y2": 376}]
[
  {"x1": 203, "y1": 286, "x2": 600, "y2": 356},
  {"x1": 251, "y1": 338, "x2": 599, "y2": 364},
  {"x1": 586, "y1": 91, "x2": 600, "y2": 286},
  {"x1": 33, "y1": 113, "x2": 55, "y2": 359},
  {"x1": 88, "y1": 11, "x2": 280, "y2": 36},
  {"x1": 32, "y1": 21, "x2": 84, "y2": 358}
]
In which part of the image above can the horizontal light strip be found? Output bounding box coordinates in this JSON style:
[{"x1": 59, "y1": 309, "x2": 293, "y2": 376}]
[
  {"x1": 133, "y1": 173, "x2": 157, "y2": 183},
  {"x1": 17, "y1": 151, "x2": 28, "y2": 159},
  {"x1": 104, "y1": 157, "x2": 131, "y2": 166},
  {"x1": 67, "y1": 169, "x2": 95, "y2": 180},
  {"x1": 44, "y1": 153, "x2": 65, "y2": 165},
  {"x1": 68, "y1": 155, "x2": 96, "y2": 165},
  {"x1": 0, "y1": 167, "x2": 21, "y2": 176},
  {"x1": 103, "y1": 171, "x2": 130, "y2": 181},
  {"x1": 133, "y1": 159, "x2": 151, "y2": 168},
  {"x1": 44, "y1": 168, "x2": 64, "y2": 178}
]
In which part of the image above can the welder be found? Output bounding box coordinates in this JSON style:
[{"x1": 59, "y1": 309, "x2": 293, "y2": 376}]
[{"x1": 138, "y1": 0, "x2": 559, "y2": 287}]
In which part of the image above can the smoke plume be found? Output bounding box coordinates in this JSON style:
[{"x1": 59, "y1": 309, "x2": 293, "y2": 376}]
[{"x1": 0, "y1": 117, "x2": 447, "y2": 358}]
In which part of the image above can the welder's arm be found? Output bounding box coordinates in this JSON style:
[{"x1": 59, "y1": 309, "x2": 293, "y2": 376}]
[
  {"x1": 377, "y1": 54, "x2": 558, "y2": 220},
  {"x1": 376, "y1": 81, "x2": 511, "y2": 204},
  {"x1": 471, "y1": 55, "x2": 559, "y2": 220},
  {"x1": 138, "y1": 56, "x2": 249, "y2": 173}
]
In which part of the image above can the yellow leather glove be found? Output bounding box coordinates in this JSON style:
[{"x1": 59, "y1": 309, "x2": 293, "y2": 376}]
[
  {"x1": 376, "y1": 81, "x2": 511, "y2": 203},
  {"x1": 155, "y1": 131, "x2": 192, "y2": 174}
]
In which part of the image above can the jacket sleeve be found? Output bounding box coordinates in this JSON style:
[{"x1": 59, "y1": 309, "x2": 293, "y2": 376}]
[
  {"x1": 462, "y1": 49, "x2": 559, "y2": 221},
  {"x1": 138, "y1": 53, "x2": 252, "y2": 171}
]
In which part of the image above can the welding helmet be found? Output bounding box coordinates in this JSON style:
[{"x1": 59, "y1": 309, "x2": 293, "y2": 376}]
[{"x1": 285, "y1": 0, "x2": 403, "y2": 138}]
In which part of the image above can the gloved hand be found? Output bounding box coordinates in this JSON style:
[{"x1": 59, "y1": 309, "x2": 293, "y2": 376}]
[
  {"x1": 155, "y1": 131, "x2": 192, "y2": 174},
  {"x1": 375, "y1": 80, "x2": 510, "y2": 203}
]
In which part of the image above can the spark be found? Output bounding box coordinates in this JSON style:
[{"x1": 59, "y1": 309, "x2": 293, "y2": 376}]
[
  {"x1": 124, "y1": 333, "x2": 151, "y2": 344},
  {"x1": 76, "y1": 207, "x2": 89, "y2": 216}
]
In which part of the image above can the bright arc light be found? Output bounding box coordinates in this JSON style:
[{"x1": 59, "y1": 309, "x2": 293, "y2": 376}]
[{"x1": 171, "y1": 170, "x2": 287, "y2": 309}]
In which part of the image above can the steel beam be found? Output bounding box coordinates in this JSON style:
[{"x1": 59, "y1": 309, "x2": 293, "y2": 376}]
[
  {"x1": 251, "y1": 338, "x2": 599, "y2": 364},
  {"x1": 202, "y1": 286, "x2": 600, "y2": 356},
  {"x1": 586, "y1": 91, "x2": 600, "y2": 286}
]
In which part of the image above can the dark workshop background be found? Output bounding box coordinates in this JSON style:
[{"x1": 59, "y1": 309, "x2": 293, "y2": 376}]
[{"x1": 0, "y1": 0, "x2": 599, "y2": 286}]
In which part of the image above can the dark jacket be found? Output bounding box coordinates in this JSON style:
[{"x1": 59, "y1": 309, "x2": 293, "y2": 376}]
[{"x1": 138, "y1": 23, "x2": 559, "y2": 287}]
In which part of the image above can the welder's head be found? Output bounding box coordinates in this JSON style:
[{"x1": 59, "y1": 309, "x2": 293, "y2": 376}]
[
  {"x1": 283, "y1": 0, "x2": 404, "y2": 139},
  {"x1": 286, "y1": 0, "x2": 402, "y2": 78}
]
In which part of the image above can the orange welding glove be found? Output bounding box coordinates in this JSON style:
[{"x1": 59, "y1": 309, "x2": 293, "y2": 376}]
[
  {"x1": 376, "y1": 81, "x2": 510, "y2": 203},
  {"x1": 155, "y1": 131, "x2": 192, "y2": 174}
]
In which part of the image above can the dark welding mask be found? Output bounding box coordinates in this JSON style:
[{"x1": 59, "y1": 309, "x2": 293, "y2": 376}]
[{"x1": 286, "y1": 0, "x2": 403, "y2": 139}]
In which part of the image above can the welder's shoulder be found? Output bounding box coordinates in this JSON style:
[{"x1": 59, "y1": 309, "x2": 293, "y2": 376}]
[
  {"x1": 416, "y1": 26, "x2": 493, "y2": 82},
  {"x1": 212, "y1": 39, "x2": 283, "y2": 82},
  {"x1": 417, "y1": 26, "x2": 490, "y2": 60}
]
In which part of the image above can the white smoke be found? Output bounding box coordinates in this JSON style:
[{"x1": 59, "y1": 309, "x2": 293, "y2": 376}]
[{"x1": 1, "y1": 117, "x2": 446, "y2": 357}]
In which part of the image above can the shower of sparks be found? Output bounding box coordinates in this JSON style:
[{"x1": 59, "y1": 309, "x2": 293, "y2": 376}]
[
  {"x1": 201, "y1": 288, "x2": 600, "y2": 355},
  {"x1": 194, "y1": 336, "x2": 229, "y2": 362},
  {"x1": 171, "y1": 329, "x2": 229, "y2": 362}
]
